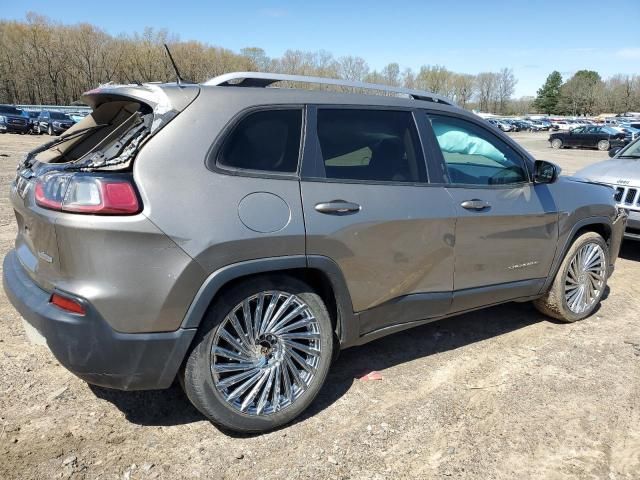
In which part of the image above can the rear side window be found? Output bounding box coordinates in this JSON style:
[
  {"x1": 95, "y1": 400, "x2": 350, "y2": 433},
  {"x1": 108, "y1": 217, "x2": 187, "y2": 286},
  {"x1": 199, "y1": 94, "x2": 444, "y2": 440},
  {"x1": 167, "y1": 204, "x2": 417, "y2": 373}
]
[
  {"x1": 428, "y1": 115, "x2": 528, "y2": 186},
  {"x1": 316, "y1": 109, "x2": 426, "y2": 183},
  {"x1": 218, "y1": 109, "x2": 302, "y2": 173}
]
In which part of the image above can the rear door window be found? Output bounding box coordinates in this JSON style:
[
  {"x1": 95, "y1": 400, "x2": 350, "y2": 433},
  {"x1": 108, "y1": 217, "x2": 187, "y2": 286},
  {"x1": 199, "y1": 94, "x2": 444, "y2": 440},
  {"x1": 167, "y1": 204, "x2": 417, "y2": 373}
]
[
  {"x1": 315, "y1": 109, "x2": 426, "y2": 183},
  {"x1": 427, "y1": 114, "x2": 528, "y2": 186},
  {"x1": 217, "y1": 109, "x2": 302, "y2": 173}
]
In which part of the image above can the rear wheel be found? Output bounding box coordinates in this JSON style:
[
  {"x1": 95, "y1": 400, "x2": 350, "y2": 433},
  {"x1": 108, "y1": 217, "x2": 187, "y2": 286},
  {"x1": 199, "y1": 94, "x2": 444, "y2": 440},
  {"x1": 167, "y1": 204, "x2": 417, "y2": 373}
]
[
  {"x1": 597, "y1": 139, "x2": 610, "y2": 151},
  {"x1": 182, "y1": 275, "x2": 334, "y2": 433},
  {"x1": 551, "y1": 138, "x2": 563, "y2": 149},
  {"x1": 534, "y1": 231, "x2": 609, "y2": 322}
]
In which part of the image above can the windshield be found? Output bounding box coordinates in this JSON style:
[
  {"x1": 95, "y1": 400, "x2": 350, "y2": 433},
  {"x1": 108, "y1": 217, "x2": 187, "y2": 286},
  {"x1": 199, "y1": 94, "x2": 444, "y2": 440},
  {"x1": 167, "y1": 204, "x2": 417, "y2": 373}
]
[
  {"x1": 618, "y1": 138, "x2": 640, "y2": 158},
  {"x1": 0, "y1": 105, "x2": 22, "y2": 115},
  {"x1": 602, "y1": 126, "x2": 620, "y2": 135},
  {"x1": 50, "y1": 112, "x2": 70, "y2": 120}
]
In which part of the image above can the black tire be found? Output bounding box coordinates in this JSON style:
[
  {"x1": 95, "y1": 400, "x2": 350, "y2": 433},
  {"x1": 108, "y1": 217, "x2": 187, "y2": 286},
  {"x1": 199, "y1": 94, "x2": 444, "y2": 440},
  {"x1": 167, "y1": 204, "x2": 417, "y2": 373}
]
[
  {"x1": 47, "y1": 124, "x2": 54, "y2": 136},
  {"x1": 551, "y1": 138, "x2": 563, "y2": 149},
  {"x1": 182, "y1": 275, "x2": 334, "y2": 433},
  {"x1": 597, "y1": 139, "x2": 610, "y2": 151},
  {"x1": 534, "y1": 231, "x2": 609, "y2": 322}
]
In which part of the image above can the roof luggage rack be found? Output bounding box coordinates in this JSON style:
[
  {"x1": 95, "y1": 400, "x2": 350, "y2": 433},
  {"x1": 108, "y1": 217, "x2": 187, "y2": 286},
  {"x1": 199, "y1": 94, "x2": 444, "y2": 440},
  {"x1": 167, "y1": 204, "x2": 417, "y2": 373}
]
[{"x1": 203, "y1": 72, "x2": 454, "y2": 106}]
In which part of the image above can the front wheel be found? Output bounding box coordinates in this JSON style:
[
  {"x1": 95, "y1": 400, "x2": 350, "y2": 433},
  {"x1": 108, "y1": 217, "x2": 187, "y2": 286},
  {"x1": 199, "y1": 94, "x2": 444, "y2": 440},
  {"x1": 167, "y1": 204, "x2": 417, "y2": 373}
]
[
  {"x1": 47, "y1": 125, "x2": 54, "y2": 136},
  {"x1": 597, "y1": 140, "x2": 610, "y2": 151},
  {"x1": 182, "y1": 276, "x2": 334, "y2": 433},
  {"x1": 534, "y1": 231, "x2": 609, "y2": 322}
]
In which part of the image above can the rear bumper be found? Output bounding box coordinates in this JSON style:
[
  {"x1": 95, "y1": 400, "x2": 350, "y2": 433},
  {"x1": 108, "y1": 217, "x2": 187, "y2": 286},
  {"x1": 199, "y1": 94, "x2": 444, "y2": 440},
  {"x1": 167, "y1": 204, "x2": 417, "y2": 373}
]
[{"x1": 2, "y1": 250, "x2": 196, "y2": 390}]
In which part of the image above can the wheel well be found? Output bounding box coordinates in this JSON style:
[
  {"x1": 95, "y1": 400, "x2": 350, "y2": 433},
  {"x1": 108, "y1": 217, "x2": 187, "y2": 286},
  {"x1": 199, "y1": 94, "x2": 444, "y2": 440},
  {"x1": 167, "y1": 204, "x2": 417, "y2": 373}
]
[
  {"x1": 574, "y1": 223, "x2": 611, "y2": 247},
  {"x1": 204, "y1": 268, "x2": 340, "y2": 336}
]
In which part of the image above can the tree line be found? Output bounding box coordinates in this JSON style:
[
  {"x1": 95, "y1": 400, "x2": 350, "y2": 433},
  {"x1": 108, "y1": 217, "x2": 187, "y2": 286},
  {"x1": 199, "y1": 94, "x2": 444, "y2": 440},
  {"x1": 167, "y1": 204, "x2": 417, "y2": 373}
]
[
  {"x1": 533, "y1": 70, "x2": 640, "y2": 116},
  {"x1": 0, "y1": 13, "x2": 638, "y2": 116}
]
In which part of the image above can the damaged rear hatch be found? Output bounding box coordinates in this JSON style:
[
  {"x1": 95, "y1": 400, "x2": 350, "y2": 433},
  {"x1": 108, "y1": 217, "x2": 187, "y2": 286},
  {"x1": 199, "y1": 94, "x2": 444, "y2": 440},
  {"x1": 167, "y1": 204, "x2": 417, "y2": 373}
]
[{"x1": 11, "y1": 83, "x2": 199, "y2": 290}]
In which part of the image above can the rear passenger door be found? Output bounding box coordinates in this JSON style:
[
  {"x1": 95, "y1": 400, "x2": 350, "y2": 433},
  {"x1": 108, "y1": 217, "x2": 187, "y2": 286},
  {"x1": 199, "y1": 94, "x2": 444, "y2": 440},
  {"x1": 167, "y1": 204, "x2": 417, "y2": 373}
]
[
  {"x1": 424, "y1": 112, "x2": 559, "y2": 312},
  {"x1": 300, "y1": 107, "x2": 457, "y2": 335}
]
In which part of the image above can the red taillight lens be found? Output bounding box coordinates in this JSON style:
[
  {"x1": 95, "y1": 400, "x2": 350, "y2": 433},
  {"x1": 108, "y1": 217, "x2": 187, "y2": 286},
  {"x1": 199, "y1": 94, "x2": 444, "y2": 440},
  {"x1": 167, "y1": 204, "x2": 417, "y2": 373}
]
[
  {"x1": 50, "y1": 293, "x2": 86, "y2": 315},
  {"x1": 35, "y1": 173, "x2": 140, "y2": 215}
]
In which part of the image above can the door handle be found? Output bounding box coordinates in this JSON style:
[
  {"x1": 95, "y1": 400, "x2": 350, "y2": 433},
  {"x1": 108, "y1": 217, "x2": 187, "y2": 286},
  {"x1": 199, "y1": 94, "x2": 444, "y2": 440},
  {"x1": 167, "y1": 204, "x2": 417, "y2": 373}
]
[
  {"x1": 314, "y1": 200, "x2": 361, "y2": 215},
  {"x1": 460, "y1": 199, "x2": 491, "y2": 211}
]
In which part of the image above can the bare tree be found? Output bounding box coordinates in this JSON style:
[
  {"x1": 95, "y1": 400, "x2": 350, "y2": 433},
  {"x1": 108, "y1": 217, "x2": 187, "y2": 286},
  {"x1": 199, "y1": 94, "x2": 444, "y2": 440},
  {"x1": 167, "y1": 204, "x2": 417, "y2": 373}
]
[
  {"x1": 496, "y1": 68, "x2": 517, "y2": 114},
  {"x1": 452, "y1": 74, "x2": 475, "y2": 107},
  {"x1": 475, "y1": 72, "x2": 497, "y2": 112},
  {"x1": 1, "y1": 13, "x2": 639, "y2": 114}
]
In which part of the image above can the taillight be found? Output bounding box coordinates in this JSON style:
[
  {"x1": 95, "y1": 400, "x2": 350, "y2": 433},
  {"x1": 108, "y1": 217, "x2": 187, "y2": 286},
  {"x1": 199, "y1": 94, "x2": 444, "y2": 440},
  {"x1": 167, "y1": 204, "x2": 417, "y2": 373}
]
[
  {"x1": 50, "y1": 292, "x2": 86, "y2": 315},
  {"x1": 35, "y1": 172, "x2": 140, "y2": 215}
]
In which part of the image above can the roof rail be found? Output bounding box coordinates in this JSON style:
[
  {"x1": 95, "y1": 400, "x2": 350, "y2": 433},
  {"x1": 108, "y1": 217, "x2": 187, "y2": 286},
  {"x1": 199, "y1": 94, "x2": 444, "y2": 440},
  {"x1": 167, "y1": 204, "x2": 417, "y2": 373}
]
[{"x1": 203, "y1": 72, "x2": 454, "y2": 106}]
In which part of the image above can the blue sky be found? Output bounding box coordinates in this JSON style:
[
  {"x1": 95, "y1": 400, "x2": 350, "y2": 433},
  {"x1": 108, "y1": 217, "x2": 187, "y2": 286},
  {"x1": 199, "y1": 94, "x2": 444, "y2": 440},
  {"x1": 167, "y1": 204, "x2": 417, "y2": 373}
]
[{"x1": 3, "y1": 0, "x2": 639, "y2": 97}]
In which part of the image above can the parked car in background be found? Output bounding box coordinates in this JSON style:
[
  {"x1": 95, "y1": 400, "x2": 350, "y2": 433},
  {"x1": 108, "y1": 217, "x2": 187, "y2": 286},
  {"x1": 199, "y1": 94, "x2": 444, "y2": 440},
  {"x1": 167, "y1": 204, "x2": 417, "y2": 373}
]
[
  {"x1": 534, "y1": 120, "x2": 552, "y2": 130},
  {"x1": 620, "y1": 126, "x2": 640, "y2": 142},
  {"x1": 36, "y1": 110, "x2": 75, "y2": 135},
  {"x1": 552, "y1": 120, "x2": 572, "y2": 131},
  {"x1": 575, "y1": 136, "x2": 640, "y2": 240},
  {"x1": 22, "y1": 111, "x2": 40, "y2": 134},
  {"x1": 549, "y1": 125, "x2": 629, "y2": 150},
  {"x1": 0, "y1": 104, "x2": 29, "y2": 134},
  {"x1": 516, "y1": 120, "x2": 542, "y2": 132},
  {"x1": 487, "y1": 118, "x2": 512, "y2": 131},
  {"x1": 3, "y1": 72, "x2": 626, "y2": 433},
  {"x1": 68, "y1": 111, "x2": 89, "y2": 123},
  {"x1": 528, "y1": 119, "x2": 552, "y2": 131}
]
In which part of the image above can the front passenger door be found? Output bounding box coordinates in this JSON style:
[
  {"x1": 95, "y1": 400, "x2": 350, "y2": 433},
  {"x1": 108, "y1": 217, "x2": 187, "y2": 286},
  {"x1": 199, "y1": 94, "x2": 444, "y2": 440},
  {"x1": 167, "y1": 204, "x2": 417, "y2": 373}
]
[
  {"x1": 567, "y1": 126, "x2": 586, "y2": 147},
  {"x1": 425, "y1": 113, "x2": 559, "y2": 313}
]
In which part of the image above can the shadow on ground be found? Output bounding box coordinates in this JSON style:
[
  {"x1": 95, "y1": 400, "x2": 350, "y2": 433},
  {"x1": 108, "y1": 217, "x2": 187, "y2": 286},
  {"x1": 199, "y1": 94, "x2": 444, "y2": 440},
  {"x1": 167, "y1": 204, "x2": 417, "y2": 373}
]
[
  {"x1": 90, "y1": 381, "x2": 203, "y2": 427},
  {"x1": 619, "y1": 241, "x2": 640, "y2": 262},
  {"x1": 90, "y1": 301, "x2": 545, "y2": 433}
]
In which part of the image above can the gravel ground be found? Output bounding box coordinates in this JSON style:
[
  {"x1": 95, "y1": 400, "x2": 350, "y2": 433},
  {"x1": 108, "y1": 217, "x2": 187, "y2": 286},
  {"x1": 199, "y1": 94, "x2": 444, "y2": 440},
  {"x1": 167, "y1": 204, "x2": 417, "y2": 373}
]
[{"x1": 0, "y1": 132, "x2": 639, "y2": 479}]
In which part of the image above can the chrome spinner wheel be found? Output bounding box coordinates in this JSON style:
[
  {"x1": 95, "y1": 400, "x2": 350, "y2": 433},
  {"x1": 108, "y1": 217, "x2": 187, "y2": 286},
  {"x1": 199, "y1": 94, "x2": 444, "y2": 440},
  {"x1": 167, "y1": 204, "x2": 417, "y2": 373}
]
[
  {"x1": 211, "y1": 291, "x2": 321, "y2": 416},
  {"x1": 564, "y1": 242, "x2": 606, "y2": 315}
]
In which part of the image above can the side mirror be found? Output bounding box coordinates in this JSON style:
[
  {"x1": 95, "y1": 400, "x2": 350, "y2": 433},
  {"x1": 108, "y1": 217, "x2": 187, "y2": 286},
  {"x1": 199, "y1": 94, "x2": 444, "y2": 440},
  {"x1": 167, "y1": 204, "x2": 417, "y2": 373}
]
[
  {"x1": 608, "y1": 147, "x2": 621, "y2": 158},
  {"x1": 533, "y1": 160, "x2": 559, "y2": 184}
]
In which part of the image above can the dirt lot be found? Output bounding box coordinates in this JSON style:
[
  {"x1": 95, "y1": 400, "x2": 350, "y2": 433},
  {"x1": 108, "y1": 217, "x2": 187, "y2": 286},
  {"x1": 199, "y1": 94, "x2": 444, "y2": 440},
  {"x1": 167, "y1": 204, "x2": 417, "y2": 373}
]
[{"x1": 0, "y1": 132, "x2": 639, "y2": 479}]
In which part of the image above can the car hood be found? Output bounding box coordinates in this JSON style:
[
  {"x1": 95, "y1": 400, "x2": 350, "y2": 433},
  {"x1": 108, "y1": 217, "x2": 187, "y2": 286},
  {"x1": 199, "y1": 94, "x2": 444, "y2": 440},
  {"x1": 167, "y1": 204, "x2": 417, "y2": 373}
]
[
  {"x1": 1, "y1": 113, "x2": 26, "y2": 120},
  {"x1": 573, "y1": 158, "x2": 640, "y2": 185}
]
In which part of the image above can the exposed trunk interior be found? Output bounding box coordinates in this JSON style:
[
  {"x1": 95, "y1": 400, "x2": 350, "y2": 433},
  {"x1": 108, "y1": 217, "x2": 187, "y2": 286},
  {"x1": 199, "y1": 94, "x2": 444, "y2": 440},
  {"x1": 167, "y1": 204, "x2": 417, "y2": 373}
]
[{"x1": 36, "y1": 100, "x2": 149, "y2": 165}]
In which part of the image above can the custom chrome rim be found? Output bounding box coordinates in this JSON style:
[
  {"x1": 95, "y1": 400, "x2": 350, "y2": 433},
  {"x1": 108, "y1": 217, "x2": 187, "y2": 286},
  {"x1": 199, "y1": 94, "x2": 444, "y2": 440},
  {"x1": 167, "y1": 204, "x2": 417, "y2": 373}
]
[
  {"x1": 564, "y1": 243, "x2": 606, "y2": 314},
  {"x1": 211, "y1": 291, "x2": 321, "y2": 416}
]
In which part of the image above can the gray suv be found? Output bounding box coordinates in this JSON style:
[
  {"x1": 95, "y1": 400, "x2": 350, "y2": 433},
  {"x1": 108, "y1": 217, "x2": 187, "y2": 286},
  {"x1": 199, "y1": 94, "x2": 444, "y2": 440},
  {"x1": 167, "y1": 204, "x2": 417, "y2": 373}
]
[{"x1": 3, "y1": 73, "x2": 626, "y2": 433}]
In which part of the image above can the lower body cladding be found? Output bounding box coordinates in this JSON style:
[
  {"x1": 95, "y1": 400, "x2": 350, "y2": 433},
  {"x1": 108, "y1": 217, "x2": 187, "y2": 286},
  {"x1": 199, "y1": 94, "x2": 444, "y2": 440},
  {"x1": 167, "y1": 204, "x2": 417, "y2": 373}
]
[{"x1": 3, "y1": 250, "x2": 196, "y2": 390}]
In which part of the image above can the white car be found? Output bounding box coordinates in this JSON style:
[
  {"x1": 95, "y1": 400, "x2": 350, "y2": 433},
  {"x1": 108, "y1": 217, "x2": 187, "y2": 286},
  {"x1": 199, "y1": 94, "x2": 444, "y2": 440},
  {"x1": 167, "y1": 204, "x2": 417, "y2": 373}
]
[{"x1": 553, "y1": 120, "x2": 573, "y2": 131}]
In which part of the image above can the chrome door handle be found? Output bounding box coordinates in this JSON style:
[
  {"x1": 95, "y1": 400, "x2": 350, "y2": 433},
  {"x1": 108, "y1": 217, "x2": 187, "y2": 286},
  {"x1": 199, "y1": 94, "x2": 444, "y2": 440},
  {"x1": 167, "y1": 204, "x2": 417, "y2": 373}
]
[
  {"x1": 460, "y1": 199, "x2": 491, "y2": 210},
  {"x1": 314, "y1": 200, "x2": 361, "y2": 215}
]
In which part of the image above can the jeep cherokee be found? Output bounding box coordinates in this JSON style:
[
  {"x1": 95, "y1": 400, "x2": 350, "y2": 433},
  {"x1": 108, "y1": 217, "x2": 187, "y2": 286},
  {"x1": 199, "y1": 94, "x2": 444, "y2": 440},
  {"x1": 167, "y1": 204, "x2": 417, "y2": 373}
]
[{"x1": 3, "y1": 73, "x2": 627, "y2": 433}]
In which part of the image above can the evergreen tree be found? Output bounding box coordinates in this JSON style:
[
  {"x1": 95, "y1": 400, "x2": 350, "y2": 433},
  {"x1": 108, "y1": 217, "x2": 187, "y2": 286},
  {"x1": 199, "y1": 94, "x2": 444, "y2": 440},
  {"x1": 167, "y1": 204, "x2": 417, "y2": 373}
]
[{"x1": 533, "y1": 71, "x2": 563, "y2": 114}]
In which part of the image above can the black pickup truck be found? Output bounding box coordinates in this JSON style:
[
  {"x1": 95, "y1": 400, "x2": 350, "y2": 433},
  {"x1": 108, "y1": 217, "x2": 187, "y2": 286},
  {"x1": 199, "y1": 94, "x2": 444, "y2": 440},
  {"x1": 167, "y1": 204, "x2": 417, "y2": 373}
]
[{"x1": 0, "y1": 105, "x2": 29, "y2": 134}]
